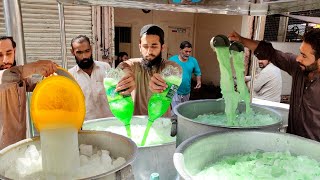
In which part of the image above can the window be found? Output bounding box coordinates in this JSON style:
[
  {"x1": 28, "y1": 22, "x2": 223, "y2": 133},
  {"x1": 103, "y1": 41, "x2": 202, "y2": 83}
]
[{"x1": 115, "y1": 26, "x2": 131, "y2": 55}]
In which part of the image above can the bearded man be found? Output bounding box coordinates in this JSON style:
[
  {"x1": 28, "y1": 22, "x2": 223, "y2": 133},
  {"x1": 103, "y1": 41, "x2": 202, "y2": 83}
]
[
  {"x1": 119, "y1": 24, "x2": 182, "y2": 116},
  {"x1": 68, "y1": 35, "x2": 115, "y2": 120},
  {"x1": 0, "y1": 36, "x2": 57, "y2": 149}
]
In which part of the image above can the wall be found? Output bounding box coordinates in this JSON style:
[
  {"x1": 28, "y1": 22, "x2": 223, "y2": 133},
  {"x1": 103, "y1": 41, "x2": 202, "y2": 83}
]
[
  {"x1": 114, "y1": 8, "x2": 195, "y2": 59},
  {"x1": 114, "y1": 8, "x2": 244, "y2": 86},
  {"x1": 194, "y1": 14, "x2": 243, "y2": 85}
]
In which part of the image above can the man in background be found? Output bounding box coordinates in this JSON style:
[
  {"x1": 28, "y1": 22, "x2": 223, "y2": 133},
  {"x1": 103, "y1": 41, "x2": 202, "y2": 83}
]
[
  {"x1": 169, "y1": 41, "x2": 201, "y2": 118},
  {"x1": 115, "y1": 52, "x2": 129, "y2": 68},
  {"x1": 245, "y1": 59, "x2": 282, "y2": 102},
  {"x1": 69, "y1": 35, "x2": 113, "y2": 120}
]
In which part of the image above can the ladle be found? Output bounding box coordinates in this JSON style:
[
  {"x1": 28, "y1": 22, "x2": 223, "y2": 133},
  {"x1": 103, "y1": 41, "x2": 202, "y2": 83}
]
[
  {"x1": 229, "y1": 41, "x2": 244, "y2": 52},
  {"x1": 210, "y1": 34, "x2": 230, "y2": 49}
]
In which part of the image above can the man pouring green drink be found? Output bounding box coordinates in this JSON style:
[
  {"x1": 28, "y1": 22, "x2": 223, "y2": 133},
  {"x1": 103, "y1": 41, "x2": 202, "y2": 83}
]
[{"x1": 109, "y1": 24, "x2": 182, "y2": 145}]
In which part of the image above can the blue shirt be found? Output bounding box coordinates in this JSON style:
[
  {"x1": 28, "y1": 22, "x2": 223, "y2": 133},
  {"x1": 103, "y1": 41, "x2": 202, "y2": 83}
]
[{"x1": 169, "y1": 55, "x2": 201, "y2": 95}]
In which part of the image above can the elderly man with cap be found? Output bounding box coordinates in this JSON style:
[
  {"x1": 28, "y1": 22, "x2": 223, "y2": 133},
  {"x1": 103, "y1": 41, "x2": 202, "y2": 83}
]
[{"x1": 117, "y1": 24, "x2": 182, "y2": 116}]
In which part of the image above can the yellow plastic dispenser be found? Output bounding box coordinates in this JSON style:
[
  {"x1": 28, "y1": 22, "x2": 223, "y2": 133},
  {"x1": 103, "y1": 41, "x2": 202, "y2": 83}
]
[{"x1": 30, "y1": 67, "x2": 85, "y2": 131}]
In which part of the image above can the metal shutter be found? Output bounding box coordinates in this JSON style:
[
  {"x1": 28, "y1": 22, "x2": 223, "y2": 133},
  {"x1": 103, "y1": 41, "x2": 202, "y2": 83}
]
[
  {"x1": 21, "y1": 0, "x2": 93, "y2": 68},
  {"x1": 0, "y1": 1, "x2": 5, "y2": 36}
]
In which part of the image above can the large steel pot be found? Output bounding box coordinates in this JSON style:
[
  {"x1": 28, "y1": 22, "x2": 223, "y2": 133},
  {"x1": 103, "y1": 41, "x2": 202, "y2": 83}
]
[
  {"x1": 174, "y1": 130, "x2": 320, "y2": 179},
  {"x1": 82, "y1": 116, "x2": 177, "y2": 180},
  {"x1": 174, "y1": 99, "x2": 283, "y2": 146},
  {"x1": 252, "y1": 98, "x2": 289, "y2": 132},
  {"x1": 0, "y1": 131, "x2": 137, "y2": 180}
]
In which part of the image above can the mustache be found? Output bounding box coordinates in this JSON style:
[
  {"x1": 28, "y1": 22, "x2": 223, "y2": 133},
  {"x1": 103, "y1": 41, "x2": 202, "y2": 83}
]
[
  {"x1": 0, "y1": 60, "x2": 16, "y2": 70},
  {"x1": 298, "y1": 62, "x2": 306, "y2": 68}
]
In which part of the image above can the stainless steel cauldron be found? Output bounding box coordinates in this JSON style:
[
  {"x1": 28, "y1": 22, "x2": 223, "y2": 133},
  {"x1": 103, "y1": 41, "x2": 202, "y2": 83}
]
[
  {"x1": 83, "y1": 116, "x2": 177, "y2": 180},
  {"x1": 0, "y1": 131, "x2": 137, "y2": 180},
  {"x1": 174, "y1": 99, "x2": 283, "y2": 146},
  {"x1": 174, "y1": 130, "x2": 320, "y2": 179}
]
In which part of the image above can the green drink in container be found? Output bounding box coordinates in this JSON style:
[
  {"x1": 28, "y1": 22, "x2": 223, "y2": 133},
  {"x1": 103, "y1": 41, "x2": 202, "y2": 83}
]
[
  {"x1": 104, "y1": 68, "x2": 134, "y2": 137},
  {"x1": 141, "y1": 65, "x2": 182, "y2": 146}
]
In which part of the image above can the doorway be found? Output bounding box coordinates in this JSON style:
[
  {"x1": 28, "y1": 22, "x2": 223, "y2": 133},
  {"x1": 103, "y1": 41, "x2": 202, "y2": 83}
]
[
  {"x1": 166, "y1": 26, "x2": 192, "y2": 59},
  {"x1": 115, "y1": 26, "x2": 132, "y2": 58}
]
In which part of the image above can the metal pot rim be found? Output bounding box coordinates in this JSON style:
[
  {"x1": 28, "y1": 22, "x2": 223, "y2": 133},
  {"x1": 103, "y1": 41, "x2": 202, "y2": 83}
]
[
  {"x1": 0, "y1": 131, "x2": 138, "y2": 180},
  {"x1": 173, "y1": 99, "x2": 283, "y2": 128},
  {"x1": 83, "y1": 116, "x2": 176, "y2": 147},
  {"x1": 173, "y1": 130, "x2": 320, "y2": 179}
]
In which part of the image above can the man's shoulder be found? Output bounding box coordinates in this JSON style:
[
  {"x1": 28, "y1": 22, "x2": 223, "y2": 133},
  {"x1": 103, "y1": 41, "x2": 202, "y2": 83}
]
[
  {"x1": 122, "y1": 58, "x2": 143, "y2": 66},
  {"x1": 94, "y1": 60, "x2": 110, "y2": 67},
  {"x1": 128, "y1": 58, "x2": 143, "y2": 63},
  {"x1": 189, "y1": 56, "x2": 198, "y2": 62},
  {"x1": 164, "y1": 59, "x2": 181, "y2": 69},
  {"x1": 93, "y1": 61, "x2": 111, "y2": 71},
  {"x1": 266, "y1": 63, "x2": 281, "y2": 73},
  {"x1": 169, "y1": 55, "x2": 179, "y2": 61},
  {"x1": 68, "y1": 65, "x2": 78, "y2": 73}
]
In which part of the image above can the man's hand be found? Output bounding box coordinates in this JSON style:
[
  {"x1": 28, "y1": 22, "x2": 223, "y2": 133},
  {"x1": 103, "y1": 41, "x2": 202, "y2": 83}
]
[
  {"x1": 228, "y1": 31, "x2": 242, "y2": 43},
  {"x1": 149, "y1": 73, "x2": 168, "y2": 93},
  {"x1": 228, "y1": 31, "x2": 259, "y2": 51},
  {"x1": 22, "y1": 60, "x2": 57, "y2": 78},
  {"x1": 194, "y1": 81, "x2": 201, "y2": 89},
  {"x1": 116, "y1": 73, "x2": 135, "y2": 95}
]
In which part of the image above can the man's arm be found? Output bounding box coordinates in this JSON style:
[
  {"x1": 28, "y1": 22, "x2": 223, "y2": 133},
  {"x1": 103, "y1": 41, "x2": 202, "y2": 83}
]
[
  {"x1": 116, "y1": 59, "x2": 136, "y2": 95},
  {"x1": 195, "y1": 76, "x2": 201, "y2": 89},
  {"x1": 253, "y1": 71, "x2": 269, "y2": 93},
  {"x1": 193, "y1": 58, "x2": 201, "y2": 89},
  {"x1": 228, "y1": 31, "x2": 259, "y2": 52},
  {"x1": 229, "y1": 31, "x2": 298, "y2": 76},
  {"x1": 1, "y1": 60, "x2": 57, "y2": 85}
]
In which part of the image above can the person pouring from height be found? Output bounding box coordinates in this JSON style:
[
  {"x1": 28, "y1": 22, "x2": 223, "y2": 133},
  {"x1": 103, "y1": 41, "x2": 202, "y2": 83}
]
[
  {"x1": 0, "y1": 36, "x2": 57, "y2": 149},
  {"x1": 228, "y1": 28, "x2": 320, "y2": 141}
]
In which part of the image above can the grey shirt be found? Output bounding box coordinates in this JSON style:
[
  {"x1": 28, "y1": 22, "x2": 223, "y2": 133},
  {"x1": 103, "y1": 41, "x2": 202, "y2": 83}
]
[
  {"x1": 253, "y1": 63, "x2": 282, "y2": 102},
  {"x1": 254, "y1": 41, "x2": 320, "y2": 141}
]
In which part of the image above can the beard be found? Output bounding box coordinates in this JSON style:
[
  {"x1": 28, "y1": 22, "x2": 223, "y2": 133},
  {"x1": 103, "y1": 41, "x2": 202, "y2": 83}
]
[
  {"x1": 182, "y1": 55, "x2": 189, "y2": 60},
  {"x1": 141, "y1": 52, "x2": 163, "y2": 72},
  {"x1": 300, "y1": 60, "x2": 318, "y2": 75},
  {"x1": 0, "y1": 60, "x2": 16, "y2": 70},
  {"x1": 76, "y1": 55, "x2": 94, "y2": 69}
]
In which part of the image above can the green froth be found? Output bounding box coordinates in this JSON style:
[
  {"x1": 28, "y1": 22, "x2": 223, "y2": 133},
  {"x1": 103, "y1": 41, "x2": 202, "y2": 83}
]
[
  {"x1": 194, "y1": 111, "x2": 279, "y2": 127},
  {"x1": 231, "y1": 50, "x2": 252, "y2": 113},
  {"x1": 215, "y1": 47, "x2": 239, "y2": 123},
  {"x1": 194, "y1": 151, "x2": 320, "y2": 179}
]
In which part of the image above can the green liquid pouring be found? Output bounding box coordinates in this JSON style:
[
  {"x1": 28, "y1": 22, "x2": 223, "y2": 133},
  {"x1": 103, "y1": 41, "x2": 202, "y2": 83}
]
[
  {"x1": 141, "y1": 76, "x2": 181, "y2": 146},
  {"x1": 215, "y1": 47, "x2": 239, "y2": 124},
  {"x1": 231, "y1": 50, "x2": 252, "y2": 113}
]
